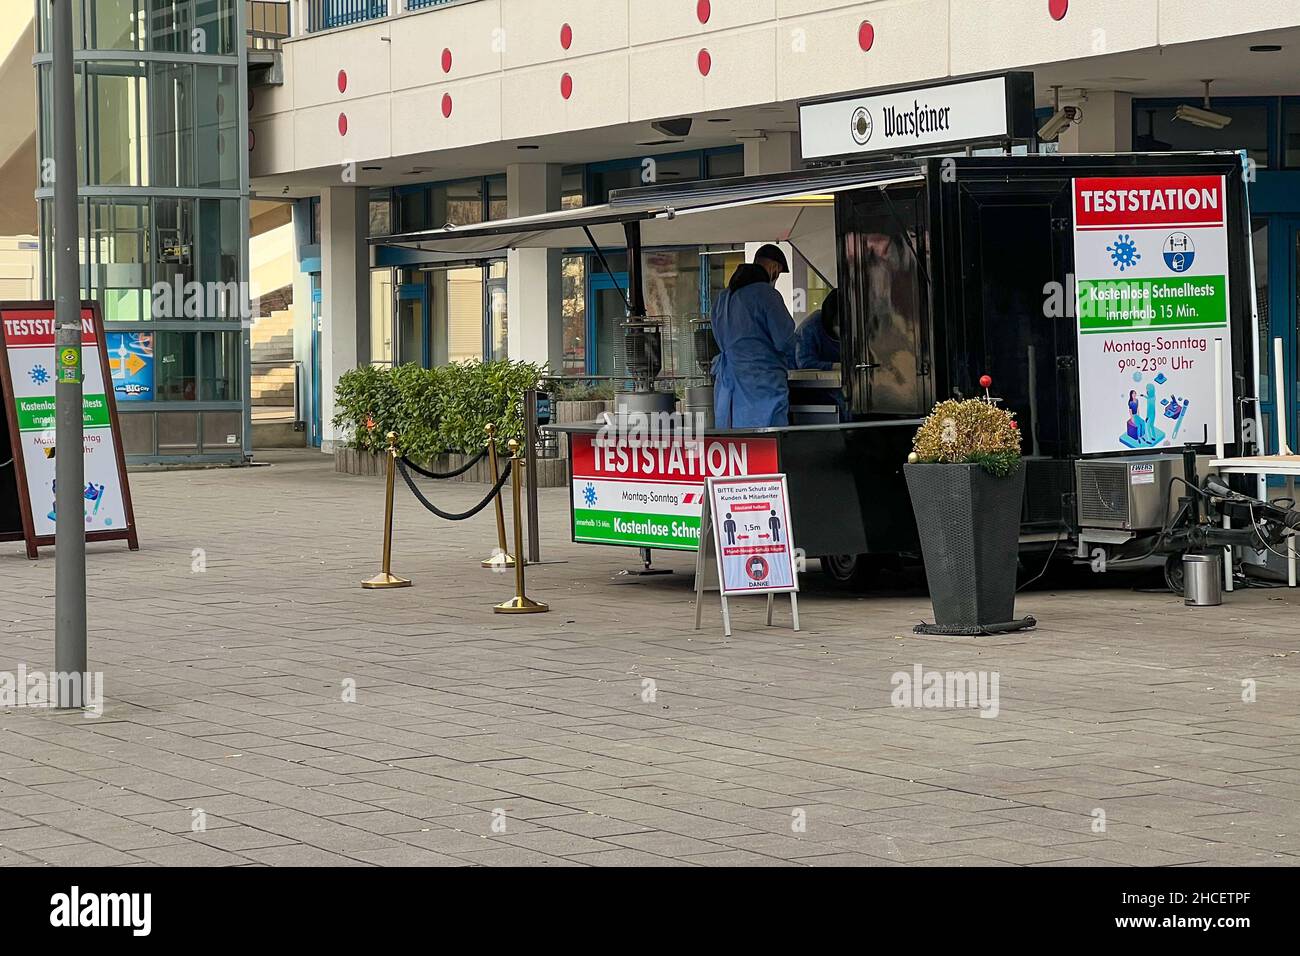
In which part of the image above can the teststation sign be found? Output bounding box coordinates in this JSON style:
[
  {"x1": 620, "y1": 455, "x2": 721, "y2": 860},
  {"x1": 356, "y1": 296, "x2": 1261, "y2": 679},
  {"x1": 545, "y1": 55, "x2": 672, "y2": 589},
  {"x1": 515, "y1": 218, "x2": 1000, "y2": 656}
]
[{"x1": 1071, "y1": 175, "x2": 1233, "y2": 455}]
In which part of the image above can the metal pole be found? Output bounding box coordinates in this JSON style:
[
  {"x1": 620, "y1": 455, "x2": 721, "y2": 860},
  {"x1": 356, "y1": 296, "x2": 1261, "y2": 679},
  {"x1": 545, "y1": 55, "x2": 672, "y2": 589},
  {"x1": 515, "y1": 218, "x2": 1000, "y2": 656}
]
[
  {"x1": 52, "y1": 0, "x2": 86, "y2": 709},
  {"x1": 524, "y1": 389, "x2": 541, "y2": 564}
]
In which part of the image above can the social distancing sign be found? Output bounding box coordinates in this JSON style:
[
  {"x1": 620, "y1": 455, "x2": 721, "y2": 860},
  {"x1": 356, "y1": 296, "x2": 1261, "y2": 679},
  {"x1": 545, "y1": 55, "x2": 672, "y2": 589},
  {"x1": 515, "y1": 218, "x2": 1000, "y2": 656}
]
[{"x1": 694, "y1": 473, "x2": 799, "y2": 637}]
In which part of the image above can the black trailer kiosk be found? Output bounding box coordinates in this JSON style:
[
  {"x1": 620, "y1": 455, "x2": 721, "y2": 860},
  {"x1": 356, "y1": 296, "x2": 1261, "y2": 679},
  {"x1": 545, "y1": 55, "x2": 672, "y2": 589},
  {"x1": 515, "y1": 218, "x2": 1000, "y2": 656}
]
[{"x1": 379, "y1": 150, "x2": 1271, "y2": 589}]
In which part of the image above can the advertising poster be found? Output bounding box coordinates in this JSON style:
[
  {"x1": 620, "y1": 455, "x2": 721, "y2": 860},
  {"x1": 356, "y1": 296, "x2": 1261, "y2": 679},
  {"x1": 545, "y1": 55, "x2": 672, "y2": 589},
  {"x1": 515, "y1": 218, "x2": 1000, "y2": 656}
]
[
  {"x1": 569, "y1": 433, "x2": 779, "y2": 550},
  {"x1": 106, "y1": 331, "x2": 154, "y2": 402},
  {"x1": 1072, "y1": 175, "x2": 1233, "y2": 454},
  {"x1": 0, "y1": 304, "x2": 135, "y2": 550},
  {"x1": 706, "y1": 474, "x2": 797, "y2": 595}
]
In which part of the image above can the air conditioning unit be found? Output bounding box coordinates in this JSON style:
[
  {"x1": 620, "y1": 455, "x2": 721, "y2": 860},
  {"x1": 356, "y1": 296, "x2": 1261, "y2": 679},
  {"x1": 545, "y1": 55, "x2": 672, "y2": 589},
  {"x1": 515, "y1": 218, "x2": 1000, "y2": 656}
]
[{"x1": 1075, "y1": 454, "x2": 1209, "y2": 531}]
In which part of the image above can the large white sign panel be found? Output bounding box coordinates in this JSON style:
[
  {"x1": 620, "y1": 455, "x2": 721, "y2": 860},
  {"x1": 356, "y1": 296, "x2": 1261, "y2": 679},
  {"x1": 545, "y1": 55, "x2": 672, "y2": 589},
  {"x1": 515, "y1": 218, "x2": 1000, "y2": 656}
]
[
  {"x1": 800, "y1": 76, "x2": 1012, "y2": 160},
  {"x1": 1071, "y1": 175, "x2": 1233, "y2": 455}
]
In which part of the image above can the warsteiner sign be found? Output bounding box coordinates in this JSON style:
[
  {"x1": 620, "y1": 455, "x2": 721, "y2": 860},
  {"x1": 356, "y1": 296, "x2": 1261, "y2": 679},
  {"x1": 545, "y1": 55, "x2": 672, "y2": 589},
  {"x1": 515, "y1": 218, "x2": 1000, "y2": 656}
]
[
  {"x1": 799, "y1": 73, "x2": 1035, "y2": 161},
  {"x1": 569, "y1": 433, "x2": 778, "y2": 550}
]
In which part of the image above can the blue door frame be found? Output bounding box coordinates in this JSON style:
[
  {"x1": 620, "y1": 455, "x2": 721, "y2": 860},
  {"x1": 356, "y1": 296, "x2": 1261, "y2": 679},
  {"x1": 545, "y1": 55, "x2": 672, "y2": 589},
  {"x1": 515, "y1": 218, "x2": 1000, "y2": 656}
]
[
  {"x1": 587, "y1": 265, "x2": 629, "y2": 376},
  {"x1": 397, "y1": 281, "x2": 430, "y2": 368},
  {"x1": 309, "y1": 280, "x2": 323, "y2": 448}
]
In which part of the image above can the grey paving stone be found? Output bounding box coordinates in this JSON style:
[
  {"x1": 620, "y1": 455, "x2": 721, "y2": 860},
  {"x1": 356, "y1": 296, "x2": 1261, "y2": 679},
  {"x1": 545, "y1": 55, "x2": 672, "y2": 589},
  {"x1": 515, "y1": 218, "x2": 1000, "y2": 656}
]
[{"x1": 0, "y1": 448, "x2": 1295, "y2": 868}]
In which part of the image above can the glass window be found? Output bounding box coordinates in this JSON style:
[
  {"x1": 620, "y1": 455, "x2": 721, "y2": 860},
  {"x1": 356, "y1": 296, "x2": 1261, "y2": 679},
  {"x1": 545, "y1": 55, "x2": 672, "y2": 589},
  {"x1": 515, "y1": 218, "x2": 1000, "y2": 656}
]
[
  {"x1": 86, "y1": 61, "x2": 148, "y2": 186},
  {"x1": 561, "y1": 255, "x2": 586, "y2": 374},
  {"x1": 200, "y1": 331, "x2": 241, "y2": 400},
  {"x1": 436, "y1": 180, "x2": 484, "y2": 228},
  {"x1": 90, "y1": 0, "x2": 143, "y2": 50},
  {"x1": 433, "y1": 266, "x2": 485, "y2": 364},
  {"x1": 310, "y1": 198, "x2": 322, "y2": 244},
  {"x1": 87, "y1": 199, "x2": 149, "y2": 321},
  {"x1": 370, "y1": 269, "x2": 394, "y2": 365},
  {"x1": 1285, "y1": 102, "x2": 1300, "y2": 168},
  {"x1": 591, "y1": 155, "x2": 702, "y2": 202},
  {"x1": 197, "y1": 198, "x2": 242, "y2": 310},
  {"x1": 487, "y1": 261, "x2": 508, "y2": 360},
  {"x1": 487, "y1": 176, "x2": 508, "y2": 221},
  {"x1": 1252, "y1": 219, "x2": 1270, "y2": 440},
  {"x1": 643, "y1": 249, "x2": 703, "y2": 379},
  {"x1": 561, "y1": 166, "x2": 584, "y2": 209},
  {"x1": 1133, "y1": 102, "x2": 1270, "y2": 170},
  {"x1": 368, "y1": 189, "x2": 392, "y2": 237},
  {"x1": 154, "y1": 197, "x2": 195, "y2": 292},
  {"x1": 398, "y1": 188, "x2": 428, "y2": 232},
  {"x1": 154, "y1": 331, "x2": 197, "y2": 400},
  {"x1": 706, "y1": 148, "x2": 744, "y2": 179},
  {"x1": 150, "y1": 61, "x2": 194, "y2": 187},
  {"x1": 195, "y1": 65, "x2": 240, "y2": 189}
]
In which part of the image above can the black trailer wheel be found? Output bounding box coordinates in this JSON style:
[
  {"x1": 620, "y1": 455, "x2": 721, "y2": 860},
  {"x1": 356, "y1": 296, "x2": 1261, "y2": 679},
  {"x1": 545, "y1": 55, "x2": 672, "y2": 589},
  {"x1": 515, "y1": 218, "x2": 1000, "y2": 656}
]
[
  {"x1": 821, "y1": 554, "x2": 867, "y2": 588},
  {"x1": 1164, "y1": 553, "x2": 1185, "y2": 596}
]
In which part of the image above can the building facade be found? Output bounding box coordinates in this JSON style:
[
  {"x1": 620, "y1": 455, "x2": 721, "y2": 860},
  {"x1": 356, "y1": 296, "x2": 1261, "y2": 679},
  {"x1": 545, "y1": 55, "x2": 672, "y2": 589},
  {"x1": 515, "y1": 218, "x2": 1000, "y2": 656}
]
[
  {"x1": 34, "y1": 0, "x2": 251, "y2": 464},
  {"x1": 248, "y1": 0, "x2": 1300, "y2": 453}
]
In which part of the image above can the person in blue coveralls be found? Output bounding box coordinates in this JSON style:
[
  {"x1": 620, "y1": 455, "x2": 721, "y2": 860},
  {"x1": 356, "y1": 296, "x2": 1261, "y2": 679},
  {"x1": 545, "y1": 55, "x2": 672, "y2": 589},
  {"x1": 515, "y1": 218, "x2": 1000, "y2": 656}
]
[
  {"x1": 711, "y1": 244, "x2": 797, "y2": 429},
  {"x1": 795, "y1": 289, "x2": 840, "y2": 371}
]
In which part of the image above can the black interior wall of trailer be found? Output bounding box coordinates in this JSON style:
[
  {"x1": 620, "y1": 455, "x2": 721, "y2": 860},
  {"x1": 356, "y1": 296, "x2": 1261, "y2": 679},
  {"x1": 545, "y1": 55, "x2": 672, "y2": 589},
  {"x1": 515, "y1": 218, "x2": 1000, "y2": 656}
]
[{"x1": 0, "y1": 423, "x2": 21, "y2": 536}]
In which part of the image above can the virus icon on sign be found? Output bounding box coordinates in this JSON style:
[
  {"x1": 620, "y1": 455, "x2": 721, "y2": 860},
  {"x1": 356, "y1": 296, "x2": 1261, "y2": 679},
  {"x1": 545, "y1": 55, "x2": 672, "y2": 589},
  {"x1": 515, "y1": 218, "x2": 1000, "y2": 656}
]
[
  {"x1": 29, "y1": 364, "x2": 50, "y2": 385},
  {"x1": 1107, "y1": 234, "x2": 1141, "y2": 271},
  {"x1": 582, "y1": 482, "x2": 597, "y2": 507}
]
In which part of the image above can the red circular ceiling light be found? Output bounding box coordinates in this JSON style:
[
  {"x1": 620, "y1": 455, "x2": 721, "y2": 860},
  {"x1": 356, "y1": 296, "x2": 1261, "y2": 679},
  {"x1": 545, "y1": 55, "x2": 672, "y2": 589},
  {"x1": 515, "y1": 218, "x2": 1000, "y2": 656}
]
[
  {"x1": 441, "y1": 48, "x2": 452, "y2": 73},
  {"x1": 441, "y1": 93, "x2": 453, "y2": 118},
  {"x1": 858, "y1": 21, "x2": 875, "y2": 52},
  {"x1": 337, "y1": 70, "x2": 347, "y2": 93},
  {"x1": 337, "y1": 113, "x2": 348, "y2": 136},
  {"x1": 560, "y1": 73, "x2": 574, "y2": 99},
  {"x1": 1049, "y1": 0, "x2": 1068, "y2": 20},
  {"x1": 560, "y1": 23, "x2": 573, "y2": 50},
  {"x1": 697, "y1": 0, "x2": 711, "y2": 24},
  {"x1": 697, "y1": 48, "x2": 712, "y2": 76}
]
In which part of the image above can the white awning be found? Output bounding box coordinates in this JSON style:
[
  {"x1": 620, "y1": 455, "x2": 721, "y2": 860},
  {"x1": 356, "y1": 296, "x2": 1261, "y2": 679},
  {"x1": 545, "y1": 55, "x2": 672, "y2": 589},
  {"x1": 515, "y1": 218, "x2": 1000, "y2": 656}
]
[{"x1": 373, "y1": 171, "x2": 926, "y2": 274}]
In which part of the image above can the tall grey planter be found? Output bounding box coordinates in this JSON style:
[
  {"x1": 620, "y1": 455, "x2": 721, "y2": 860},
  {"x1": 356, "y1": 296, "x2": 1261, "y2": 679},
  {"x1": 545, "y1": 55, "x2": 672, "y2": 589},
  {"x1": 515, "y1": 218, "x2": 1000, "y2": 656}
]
[{"x1": 905, "y1": 463, "x2": 1026, "y2": 629}]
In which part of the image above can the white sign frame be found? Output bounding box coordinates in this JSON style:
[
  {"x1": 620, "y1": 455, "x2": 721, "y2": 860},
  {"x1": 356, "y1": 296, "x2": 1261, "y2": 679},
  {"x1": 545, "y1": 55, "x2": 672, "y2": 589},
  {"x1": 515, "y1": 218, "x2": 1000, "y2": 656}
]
[
  {"x1": 693, "y1": 474, "x2": 799, "y2": 638},
  {"x1": 799, "y1": 74, "x2": 1030, "y2": 161}
]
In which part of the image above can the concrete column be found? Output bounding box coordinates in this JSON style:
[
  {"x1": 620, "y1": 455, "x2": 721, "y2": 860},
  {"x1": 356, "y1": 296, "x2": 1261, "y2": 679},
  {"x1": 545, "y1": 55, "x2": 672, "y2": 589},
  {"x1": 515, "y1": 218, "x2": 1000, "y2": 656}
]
[
  {"x1": 320, "y1": 186, "x2": 370, "y2": 451},
  {"x1": 506, "y1": 163, "x2": 563, "y2": 367},
  {"x1": 1058, "y1": 91, "x2": 1132, "y2": 154}
]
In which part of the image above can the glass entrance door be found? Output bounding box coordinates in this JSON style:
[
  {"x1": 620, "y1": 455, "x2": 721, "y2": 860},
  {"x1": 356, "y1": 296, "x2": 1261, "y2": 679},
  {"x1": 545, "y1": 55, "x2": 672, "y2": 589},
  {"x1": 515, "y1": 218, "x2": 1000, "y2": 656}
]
[
  {"x1": 588, "y1": 260, "x2": 629, "y2": 376},
  {"x1": 397, "y1": 280, "x2": 429, "y2": 367}
]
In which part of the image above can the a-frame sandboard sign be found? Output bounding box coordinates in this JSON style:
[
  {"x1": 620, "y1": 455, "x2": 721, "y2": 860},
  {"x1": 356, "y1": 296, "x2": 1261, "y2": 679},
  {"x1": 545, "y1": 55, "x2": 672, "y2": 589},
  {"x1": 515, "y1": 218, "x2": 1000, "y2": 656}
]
[
  {"x1": 0, "y1": 300, "x2": 139, "y2": 559},
  {"x1": 694, "y1": 473, "x2": 800, "y2": 638}
]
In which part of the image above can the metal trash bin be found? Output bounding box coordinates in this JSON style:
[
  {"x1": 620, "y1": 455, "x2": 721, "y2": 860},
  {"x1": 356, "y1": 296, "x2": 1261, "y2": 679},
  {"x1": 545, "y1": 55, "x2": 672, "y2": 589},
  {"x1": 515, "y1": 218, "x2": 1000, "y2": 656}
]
[{"x1": 1183, "y1": 552, "x2": 1222, "y2": 607}]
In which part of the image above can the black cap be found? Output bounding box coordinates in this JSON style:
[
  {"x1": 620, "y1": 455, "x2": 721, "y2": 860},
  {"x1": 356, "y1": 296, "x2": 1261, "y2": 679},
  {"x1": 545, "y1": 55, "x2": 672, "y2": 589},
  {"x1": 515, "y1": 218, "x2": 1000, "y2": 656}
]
[{"x1": 754, "y1": 243, "x2": 789, "y2": 274}]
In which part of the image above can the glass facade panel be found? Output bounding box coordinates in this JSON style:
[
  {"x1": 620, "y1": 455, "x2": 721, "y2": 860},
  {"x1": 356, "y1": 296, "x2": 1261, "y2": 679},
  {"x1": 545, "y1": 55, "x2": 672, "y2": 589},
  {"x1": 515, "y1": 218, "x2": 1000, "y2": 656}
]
[
  {"x1": 487, "y1": 261, "x2": 508, "y2": 360},
  {"x1": 87, "y1": 61, "x2": 149, "y2": 186},
  {"x1": 488, "y1": 176, "x2": 508, "y2": 221},
  {"x1": 436, "y1": 180, "x2": 485, "y2": 228},
  {"x1": 1133, "y1": 103, "x2": 1270, "y2": 169},
  {"x1": 561, "y1": 255, "x2": 586, "y2": 374},
  {"x1": 200, "y1": 331, "x2": 241, "y2": 400},
  {"x1": 370, "y1": 270, "x2": 394, "y2": 364},
  {"x1": 149, "y1": 61, "x2": 194, "y2": 187},
  {"x1": 1286, "y1": 103, "x2": 1300, "y2": 168},
  {"x1": 154, "y1": 331, "x2": 197, "y2": 400},
  {"x1": 369, "y1": 189, "x2": 393, "y2": 237},
  {"x1": 196, "y1": 66, "x2": 240, "y2": 188},
  {"x1": 436, "y1": 266, "x2": 485, "y2": 364}
]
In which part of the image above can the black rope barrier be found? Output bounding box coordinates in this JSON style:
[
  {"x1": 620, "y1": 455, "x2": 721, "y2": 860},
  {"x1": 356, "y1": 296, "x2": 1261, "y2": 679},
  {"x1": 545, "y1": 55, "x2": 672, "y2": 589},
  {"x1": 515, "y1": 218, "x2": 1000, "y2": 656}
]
[
  {"x1": 395, "y1": 457, "x2": 512, "y2": 522},
  {"x1": 397, "y1": 446, "x2": 489, "y2": 480}
]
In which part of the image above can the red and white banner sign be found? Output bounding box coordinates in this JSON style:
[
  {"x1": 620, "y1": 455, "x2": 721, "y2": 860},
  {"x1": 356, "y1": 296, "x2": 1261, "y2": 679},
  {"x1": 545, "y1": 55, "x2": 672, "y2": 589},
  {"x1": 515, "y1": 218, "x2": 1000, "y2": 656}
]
[
  {"x1": 1073, "y1": 176, "x2": 1226, "y2": 230},
  {"x1": 1, "y1": 310, "x2": 98, "y2": 348}
]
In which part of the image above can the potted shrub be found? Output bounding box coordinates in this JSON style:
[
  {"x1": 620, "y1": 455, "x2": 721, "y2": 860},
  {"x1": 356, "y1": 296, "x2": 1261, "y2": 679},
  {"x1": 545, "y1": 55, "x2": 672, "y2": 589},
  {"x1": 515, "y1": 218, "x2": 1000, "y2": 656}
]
[{"x1": 904, "y1": 388, "x2": 1032, "y2": 633}]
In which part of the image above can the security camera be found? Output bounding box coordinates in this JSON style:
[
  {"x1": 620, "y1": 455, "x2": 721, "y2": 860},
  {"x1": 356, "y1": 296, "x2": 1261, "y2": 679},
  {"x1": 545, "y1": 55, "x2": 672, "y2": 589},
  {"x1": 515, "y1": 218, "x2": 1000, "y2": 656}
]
[
  {"x1": 1037, "y1": 106, "x2": 1082, "y2": 142},
  {"x1": 1173, "y1": 103, "x2": 1232, "y2": 130},
  {"x1": 1174, "y1": 80, "x2": 1232, "y2": 130}
]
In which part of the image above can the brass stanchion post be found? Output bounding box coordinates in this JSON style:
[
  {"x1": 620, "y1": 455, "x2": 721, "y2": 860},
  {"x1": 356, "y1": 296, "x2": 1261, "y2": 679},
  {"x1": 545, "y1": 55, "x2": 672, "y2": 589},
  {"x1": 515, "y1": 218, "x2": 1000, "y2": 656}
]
[
  {"x1": 494, "y1": 439, "x2": 548, "y2": 614},
  {"x1": 361, "y1": 432, "x2": 412, "y2": 589},
  {"x1": 481, "y1": 422, "x2": 515, "y2": 569}
]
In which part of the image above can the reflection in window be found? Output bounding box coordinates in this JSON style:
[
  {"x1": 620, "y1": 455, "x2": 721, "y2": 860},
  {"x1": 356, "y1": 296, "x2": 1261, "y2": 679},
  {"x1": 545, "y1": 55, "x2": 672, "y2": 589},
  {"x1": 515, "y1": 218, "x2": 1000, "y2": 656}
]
[
  {"x1": 561, "y1": 255, "x2": 586, "y2": 373},
  {"x1": 150, "y1": 61, "x2": 194, "y2": 187},
  {"x1": 487, "y1": 261, "x2": 508, "y2": 360},
  {"x1": 87, "y1": 61, "x2": 148, "y2": 186},
  {"x1": 154, "y1": 331, "x2": 197, "y2": 400},
  {"x1": 370, "y1": 269, "x2": 394, "y2": 365},
  {"x1": 200, "y1": 331, "x2": 241, "y2": 400},
  {"x1": 88, "y1": 199, "x2": 149, "y2": 320}
]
